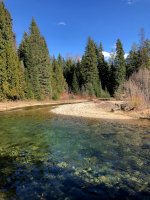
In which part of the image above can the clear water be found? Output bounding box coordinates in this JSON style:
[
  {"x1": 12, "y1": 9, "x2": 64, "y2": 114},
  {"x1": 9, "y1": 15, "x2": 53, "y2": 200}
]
[{"x1": 0, "y1": 105, "x2": 150, "y2": 200}]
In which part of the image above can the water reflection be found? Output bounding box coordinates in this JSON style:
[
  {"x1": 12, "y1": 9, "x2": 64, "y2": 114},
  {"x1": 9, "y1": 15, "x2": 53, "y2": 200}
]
[{"x1": 0, "y1": 105, "x2": 150, "y2": 199}]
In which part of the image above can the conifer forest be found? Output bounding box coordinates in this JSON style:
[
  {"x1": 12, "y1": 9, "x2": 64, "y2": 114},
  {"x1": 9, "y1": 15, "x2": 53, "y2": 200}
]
[
  {"x1": 0, "y1": 1, "x2": 150, "y2": 101},
  {"x1": 0, "y1": 1, "x2": 150, "y2": 200}
]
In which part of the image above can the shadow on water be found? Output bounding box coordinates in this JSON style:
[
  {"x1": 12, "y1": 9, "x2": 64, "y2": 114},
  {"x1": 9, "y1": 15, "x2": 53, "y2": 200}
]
[
  {"x1": 0, "y1": 154, "x2": 150, "y2": 200},
  {"x1": 0, "y1": 105, "x2": 150, "y2": 200}
]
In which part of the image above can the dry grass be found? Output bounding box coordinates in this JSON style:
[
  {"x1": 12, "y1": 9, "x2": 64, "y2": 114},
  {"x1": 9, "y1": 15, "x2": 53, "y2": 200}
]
[
  {"x1": 124, "y1": 68, "x2": 150, "y2": 109},
  {"x1": 129, "y1": 97, "x2": 143, "y2": 109}
]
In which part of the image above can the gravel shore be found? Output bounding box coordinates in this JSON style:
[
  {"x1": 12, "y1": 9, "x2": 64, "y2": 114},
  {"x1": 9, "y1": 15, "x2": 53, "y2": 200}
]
[{"x1": 51, "y1": 101, "x2": 134, "y2": 120}]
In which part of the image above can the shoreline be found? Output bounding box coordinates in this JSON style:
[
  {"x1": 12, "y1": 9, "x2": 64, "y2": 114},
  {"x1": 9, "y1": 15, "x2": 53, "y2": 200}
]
[
  {"x1": 0, "y1": 99, "x2": 149, "y2": 121},
  {"x1": 51, "y1": 101, "x2": 150, "y2": 120},
  {"x1": 0, "y1": 99, "x2": 88, "y2": 112},
  {"x1": 51, "y1": 101, "x2": 134, "y2": 120}
]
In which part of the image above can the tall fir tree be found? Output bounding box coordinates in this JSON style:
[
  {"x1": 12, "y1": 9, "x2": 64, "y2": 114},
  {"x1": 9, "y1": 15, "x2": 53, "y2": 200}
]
[
  {"x1": 145, "y1": 39, "x2": 150, "y2": 56},
  {"x1": 126, "y1": 43, "x2": 140, "y2": 78},
  {"x1": 63, "y1": 58, "x2": 74, "y2": 92},
  {"x1": 81, "y1": 37, "x2": 100, "y2": 97},
  {"x1": 139, "y1": 27, "x2": 150, "y2": 68},
  {"x1": 0, "y1": 1, "x2": 25, "y2": 100},
  {"x1": 108, "y1": 50, "x2": 116, "y2": 95},
  {"x1": 18, "y1": 17, "x2": 52, "y2": 100},
  {"x1": 113, "y1": 39, "x2": 126, "y2": 94},
  {"x1": 80, "y1": 55, "x2": 86, "y2": 87},
  {"x1": 75, "y1": 60, "x2": 82, "y2": 90},
  {"x1": 51, "y1": 56, "x2": 67, "y2": 96},
  {"x1": 58, "y1": 53, "x2": 66, "y2": 71},
  {"x1": 72, "y1": 71, "x2": 79, "y2": 94},
  {"x1": 98, "y1": 42, "x2": 109, "y2": 91}
]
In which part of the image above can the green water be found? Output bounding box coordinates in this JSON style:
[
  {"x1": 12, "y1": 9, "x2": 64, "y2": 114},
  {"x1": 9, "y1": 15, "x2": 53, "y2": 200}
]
[{"x1": 0, "y1": 105, "x2": 150, "y2": 200}]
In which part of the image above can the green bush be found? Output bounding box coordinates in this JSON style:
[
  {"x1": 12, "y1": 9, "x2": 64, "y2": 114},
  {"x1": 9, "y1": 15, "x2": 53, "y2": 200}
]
[
  {"x1": 100, "y1": 89, "x2": 110, "y2": 98},
  {"x1": 52, "y1": 93, "x2": 59, "y2": 100},
  {"x1": 69, "y1": 94, "x2": 74, "y2": 99}
]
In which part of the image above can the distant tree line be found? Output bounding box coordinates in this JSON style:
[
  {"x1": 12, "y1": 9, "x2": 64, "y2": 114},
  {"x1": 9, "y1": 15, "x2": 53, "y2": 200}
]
[{"x1": 0, "y1": 1, "x2": 150, "y2": 101}]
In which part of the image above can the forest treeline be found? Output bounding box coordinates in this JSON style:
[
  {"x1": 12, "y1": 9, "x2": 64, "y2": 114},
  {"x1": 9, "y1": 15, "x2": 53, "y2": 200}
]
[{"x1": 0, "y1": 1, "x2": 150, "y2": 101}]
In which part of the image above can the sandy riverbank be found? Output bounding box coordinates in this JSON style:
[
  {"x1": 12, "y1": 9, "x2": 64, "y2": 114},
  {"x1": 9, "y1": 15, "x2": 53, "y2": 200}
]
[
  {"x1": 51, "y1": 101, "x2": 135, "y2": 120},
  {"x1": 0, "y1": 99, "x2": 149, "y2": 120},
  {"x1": 0, "y1": 99, "x2": 88, "y2": 112}
]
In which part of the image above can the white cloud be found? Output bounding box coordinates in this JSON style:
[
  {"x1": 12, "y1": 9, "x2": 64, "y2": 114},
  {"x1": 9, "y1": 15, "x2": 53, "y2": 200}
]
[
  {"x1": 127, "y1": 0, "x2": 133, "y2": 5},
  {"x1": 103, "y1": 51, "x2": 111, "y2": 58},
  {"x1": 103, "y1": 51, "x2": 128, "y2": 59},
  {"x1": 124, "y1": 53, "x2": 128, "y2": 58},
  {"x1": 124, "y1": 0, "x2": 138, "y2": 5},
  {"x1": 58, "y1": 22, "x2": 66, "y2": 26}
]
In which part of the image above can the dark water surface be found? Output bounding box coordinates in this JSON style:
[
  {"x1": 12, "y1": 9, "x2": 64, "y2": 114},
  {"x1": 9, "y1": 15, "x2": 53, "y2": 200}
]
[{"x1": 0, "y1": 105, "x2": 150, "y2": 200}]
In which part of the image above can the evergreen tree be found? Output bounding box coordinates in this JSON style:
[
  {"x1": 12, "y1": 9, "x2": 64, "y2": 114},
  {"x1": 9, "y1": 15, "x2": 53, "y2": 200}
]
[
  {"x1": 0, "y1": 1, "x2": 25, "y2": 100},
  {"x1": 75, "y1": 60, "x2": 82, "y2": 90},
  {"x1": 13, "y1": 32, "x2": 17, "y2": 51},
  {"x1": 139, "y1": 28, "x2": 150, "y2": 68},
  {"x1": 98, "y1": 42, "x2": 109, "y2": 91},
  {"x1": 145, "y1": 39, "x2": 150, "y2": 68},
  {"x1": 18, "y1": 17, "x2": 52, "y2": 100},
  {"x1": 113, "y1": 39, "x2": 126, "y2": 94},
  {"x1": 72, "y1": 71, "x2": 79, "y2": 94},
  {"x1": 80, "y1": 55, "x2": 86, "y2": 87},
  {"x1": 82, "y1": 37, "x2": 100, "y2": 97},
  {"x1": 63, "y1": 58, "x2": 74, "y2": 92},
  {"x1": 18, "y1": 61, "x2": 26, "y2": 98},
  {"x1": 58, "y1": 53, "x2": 66, "y2": 71},
  {"x1": 51, "y1": 57, "x2": 67, "y2": 96},
  {"x1": 94, "y1": 42, "x2": 99, "y2": 62},
  {"x1": 126, "y1": 43, "x2": 140, "y2": 78},
  {"x1": 108, "y1": 50, "x2": 116, "y2": 96},
  {"x1": 19, "y1": 27, "x2": 41, "y2": 100},
  {"x1": 145, "y1": 39, "x2": 150, "y2": 56}
]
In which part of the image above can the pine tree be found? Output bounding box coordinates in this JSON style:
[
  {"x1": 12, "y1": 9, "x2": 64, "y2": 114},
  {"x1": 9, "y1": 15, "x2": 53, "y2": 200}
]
[
  {"x1": 108, "y1": 50, "x2": 116, "y2": 95},
  {"x1": 75, "y1": 60, "x2": 82, "y2": 90},
  {"x1": 38, "y1": 36, "x2": 52, "y2": 96},
  {"x1": 72, "y1": 71, "x2": 79, "y2": 94},
  {"x1": 0, "y1": 1, "x2": 25, "y2": 100},
  {"x1": 98, "y1": 42, "x2": 109, "y2": 91},
  {"x1": 82, "y1": 37, "x2": 100, "y2": 97},
  {"x1": 51, "y1": 57, "x2": 66, "y2": 96},
  {"x1": 145, "y1": 39, "x2": 150, "y2": 69},
  {"x1": 145, "y1": 39, "x2": 150, "y2": 56},
  {"x1": 18, "y1": 17, "x2": 52, "y2": 100},
  {"x1": 18, "y1": 61, "x2": 26, "y2": 98},
  {"x1": 63, "y1": 58, "x2": 74, "y2": 92},
  {"x1": 80, "y1": 55, "x2": 86, "y2": 88},
  {"x1": 126, "y1": 43, "x2": 140, "y2": 78},
  {"x1": 58, "y1": 53, "x2": 66, "y2": 71},
  {"x1": 139, "y1": 27, "x2": 149, "y2": 68},
  {"x1": 113, "y1": 39, "x2": 126, "y2": 94}
]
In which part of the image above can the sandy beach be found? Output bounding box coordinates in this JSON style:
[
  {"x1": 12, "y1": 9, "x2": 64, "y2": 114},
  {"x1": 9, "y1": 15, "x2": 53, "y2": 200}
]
[
  {"x1": 1, "y1": 99, "x2": 149, "y2": 120},
  {"x1": 0, "y1": 99, "x2": 87, "y2": 112},
  {"x1": 51, "y1": 101, "x2": 135, "y2": 120}
]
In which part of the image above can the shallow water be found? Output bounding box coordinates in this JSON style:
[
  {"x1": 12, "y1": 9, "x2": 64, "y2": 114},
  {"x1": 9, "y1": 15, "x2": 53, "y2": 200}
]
[{"x1": 0, "y1": 105, "x2": 150, "y2": 200}]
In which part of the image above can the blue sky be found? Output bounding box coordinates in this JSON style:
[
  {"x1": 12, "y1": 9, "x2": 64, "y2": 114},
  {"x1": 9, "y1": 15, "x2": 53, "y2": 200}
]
[{"x1": 4, "y1": 0, "x2": 150, "y2": 59}]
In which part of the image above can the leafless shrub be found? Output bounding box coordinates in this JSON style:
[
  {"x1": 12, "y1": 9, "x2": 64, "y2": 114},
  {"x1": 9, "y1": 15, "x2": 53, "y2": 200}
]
[{"x1": 124, "y1": 68, "x2": 150, "y2": 108}]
